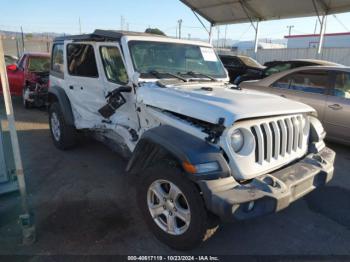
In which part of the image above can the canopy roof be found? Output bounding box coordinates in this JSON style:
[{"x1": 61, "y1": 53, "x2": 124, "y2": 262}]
[{"x1": 180, "y1": 0, "x2": 350, "y2": 25}]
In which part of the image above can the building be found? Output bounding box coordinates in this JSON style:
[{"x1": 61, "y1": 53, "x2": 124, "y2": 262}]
[
  {"x1": 231, "y1": 40, "x2": 286, "y2": 51},
  {"x1": 285, "y1": 32, "x2": 350, "y2": 48}
]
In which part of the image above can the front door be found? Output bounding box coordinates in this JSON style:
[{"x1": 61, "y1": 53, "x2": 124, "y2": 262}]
[{"x1": 271, "y1": 70, "x2": 330, "y2": 121}]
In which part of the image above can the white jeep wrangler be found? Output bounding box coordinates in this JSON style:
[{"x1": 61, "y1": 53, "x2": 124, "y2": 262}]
[{"x1": 48, "y1": 30, "x2": 335, "y2": 250}]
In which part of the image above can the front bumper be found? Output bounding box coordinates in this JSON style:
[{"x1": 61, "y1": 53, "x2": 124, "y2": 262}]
[{"x1": 198, "y1": 147, "x2": 335, "y2": 222}]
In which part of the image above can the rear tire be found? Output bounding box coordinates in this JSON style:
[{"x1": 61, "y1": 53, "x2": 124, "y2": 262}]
[
  {"x1": 49, "y1": 102, "x2": 77, "y2": 150},
  {"x1": 137, "y1": 163, "x2": 218, "y2": 250}
]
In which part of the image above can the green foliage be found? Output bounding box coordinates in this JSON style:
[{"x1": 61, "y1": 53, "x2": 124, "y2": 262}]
[{"x1": 145, "y1": 28, "x2": 166, "y2": 36}]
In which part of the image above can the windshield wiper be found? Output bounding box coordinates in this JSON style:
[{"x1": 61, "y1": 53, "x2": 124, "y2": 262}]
[
  {"x1": 181, "y1": 71, "x2": 218, "y2": 82},
  {"x1": 148, "y1": 70, "x2": 187, "y2": 82}
]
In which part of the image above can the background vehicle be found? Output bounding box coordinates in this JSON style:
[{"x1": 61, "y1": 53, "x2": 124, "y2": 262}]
[
  {"x1": 4, "y1": 55, "x2": 18, "y2": 66},
  {"x1": 219, "y1": 54, "x2": 264, "y2": 83},
  {"x1": 0, "y1": 52, "x2": 50, "y2": 108},
  {"x1": 48, "y1": 30, "x2": 335, "y2": 250},
  {"x1": 240, "y1": 66, "x2": 350, "y2": 145},
  {"x1": 235, "y1": 59, "x2": 341, "y2": 84}
]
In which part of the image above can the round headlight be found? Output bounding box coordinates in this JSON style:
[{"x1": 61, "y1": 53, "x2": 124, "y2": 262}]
[{"x1": 231, "y1": 129, "x2": 244, "y2": 152}]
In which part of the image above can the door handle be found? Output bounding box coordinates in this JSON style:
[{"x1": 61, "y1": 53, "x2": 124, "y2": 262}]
[
  {"x1": 69, "y1": 85, "x2": 74, "y2": 90},
  {"x1": 328, "y1": 104, "x2": 342, "y2": 110}
]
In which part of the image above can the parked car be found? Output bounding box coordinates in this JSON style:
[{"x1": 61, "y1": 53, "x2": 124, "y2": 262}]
[
  {"x1": 219, "y1": 54, "x2": 264, "y2": 83},
  {"x1": 235, "y1": 59, "x2": 341, "y2": 84},
  {"x1": 0, "y1": 52, "x2": 50, "y2": 108},
  {"x1": 240, "y1": 66, "x2": 350, "y2": 145},
  {"x1": 4, "y1": 55, "x2": 18, "y2": 66},
  {"x1": 48, "y1": 30, "x2": 335, "y2": 250}
]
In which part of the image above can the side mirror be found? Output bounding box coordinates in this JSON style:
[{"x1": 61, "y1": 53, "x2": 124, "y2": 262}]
[
  {"x1": 118, "y1": 85, "x2": 132, "y2": 93},
  {"x1": 131, "y1": 72, "x2": 140, "y2": 86},
  {"x1": 6, "y1": 64, "x2": 17, "y2": 71}
]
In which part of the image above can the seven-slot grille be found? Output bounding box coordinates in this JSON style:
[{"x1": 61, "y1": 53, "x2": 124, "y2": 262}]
[{"x1": 251, "y1": 115, "x2": 308, "y2": 164}]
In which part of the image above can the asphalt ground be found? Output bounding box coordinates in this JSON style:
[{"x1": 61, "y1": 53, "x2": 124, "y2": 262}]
[{"x1": 0, "y1": 97, "x2": 349, "y2": 256}]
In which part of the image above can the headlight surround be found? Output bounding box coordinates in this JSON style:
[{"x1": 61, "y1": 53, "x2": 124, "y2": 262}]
[{"x1": 231, "y1": 129, "x2": 244, "y2": 153}]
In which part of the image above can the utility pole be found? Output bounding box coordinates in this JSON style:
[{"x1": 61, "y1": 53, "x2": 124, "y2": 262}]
[
  {"x1": 79, "y1": 17, "x2": 82, "y2": 34},
  {"x1": 120, "y1": 16, "x2": 125, "y2": 31},
  {"x1": 224, "y1": 25, "x2": 228, "y2": 48},
  {"x1": 188, "y1": 33, "x2": 191, "y2": 40},
  {"x1": 287, "y1": 25, "x2": 294, "y2": 36},
  {"x1": 178, "y1": 19, "x2": 183, "y2": 39},
  {"x1": 217, "y1": 26, "x2": 220, "y2": 48},
  {"x1": 20, "y1": 26, "x2": 24, "y2": 54}
]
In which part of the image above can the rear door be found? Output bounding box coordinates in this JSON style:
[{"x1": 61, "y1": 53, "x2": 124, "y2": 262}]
[
  {"x1": 64, "y1": 42, "x2": 106, "y2": 127},
  {"x1": 323, "y1": 70, "x2": 350, "y2": 143}
]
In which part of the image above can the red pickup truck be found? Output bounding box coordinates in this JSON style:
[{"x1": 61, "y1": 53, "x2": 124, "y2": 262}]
[{"x1": 1, "y1": 52, "x2": 50, "y2": 108}]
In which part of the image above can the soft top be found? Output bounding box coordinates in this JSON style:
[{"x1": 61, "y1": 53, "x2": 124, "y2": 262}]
[{"x1": 54, "y1": 29, "x2": 168, "y2": 42}]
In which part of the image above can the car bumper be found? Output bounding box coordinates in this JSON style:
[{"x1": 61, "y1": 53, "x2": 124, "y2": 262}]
[{"x1": 198, "y1": 147, "x2": 335, "y2": 222}]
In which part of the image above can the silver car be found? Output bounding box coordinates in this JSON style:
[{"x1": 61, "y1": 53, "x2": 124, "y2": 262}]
[{"x1": 240, "y1": 66, "x2": 350, "y2": 145}]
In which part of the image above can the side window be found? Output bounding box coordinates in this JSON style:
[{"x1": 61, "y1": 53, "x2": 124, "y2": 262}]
[
  {"x1": 272, "y1": 75, "x2": 292, "y2": 89},
  {"x1": 67, "y1": 44, "x2": 98, "y2": 78},
  {"x1": 273, "y1": 70, "x2": 328, "y2": 94},
  {"x1": 100, "y1": 46, "x2": 128, "y2": 84},
  {"x1": 51, "y1": 44, "x2": 64, "y2": 74},
  {"x1": 334, "y1": 72, "x2": 350, "y2": 99}
]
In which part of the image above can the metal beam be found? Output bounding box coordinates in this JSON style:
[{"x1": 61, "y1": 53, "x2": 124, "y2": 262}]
[
  {"x1": 254, "y1": 21, "x2": 260, "y2": 54},
  {"x1": 0, "y1": 37, "x2": 35, "y2": 245},
  {"x1": 318, "y1": 14, "x2": 327, "y2": 54}
]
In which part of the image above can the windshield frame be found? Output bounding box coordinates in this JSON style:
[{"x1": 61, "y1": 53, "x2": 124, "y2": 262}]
[{"x1": 127, "y1": 39, "x2": 228, "y2": 81}]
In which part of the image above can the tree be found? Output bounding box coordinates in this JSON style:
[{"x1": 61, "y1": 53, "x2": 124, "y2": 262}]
[{"x1": 145, "y1": 28, "x2": 166, "y2": 36}]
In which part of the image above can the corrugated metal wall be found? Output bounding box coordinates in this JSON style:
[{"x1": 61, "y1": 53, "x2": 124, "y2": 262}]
[{"x1": 219, "y1": 48, "x2": 350, "y2": 66}]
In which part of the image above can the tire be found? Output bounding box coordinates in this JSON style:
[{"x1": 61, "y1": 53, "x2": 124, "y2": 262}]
[
  {"x1": 22, "y1": 87, "x2": 33, "y2": 109},
  {"x1": 137, "y1": 163, "x2": 218, "y2": 250},
  {"x1": 49, "y1": 102, "x2": 78, "y2": 150}
]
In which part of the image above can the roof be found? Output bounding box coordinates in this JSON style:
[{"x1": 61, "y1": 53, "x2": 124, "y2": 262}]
[
  {"x1": 285, "y1": 32, "x2": 350, "y2": 39},
  {"x1": 23, "y1": 52, "x2": 50, "y2": 57},
  {"x1": 54, "y1": 29, "x2": 168, "y2": 42},
  {"x1": 266, "y1": 59, "x2": 342, "y2": 66},
  {"x1": 180, "y1": 0, "x2": 350, "y2": 25}
]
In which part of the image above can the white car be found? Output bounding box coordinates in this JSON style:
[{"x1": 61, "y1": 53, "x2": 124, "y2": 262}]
[{"x1": 48, "y1": 30, "x2": 335, "y2": 250}]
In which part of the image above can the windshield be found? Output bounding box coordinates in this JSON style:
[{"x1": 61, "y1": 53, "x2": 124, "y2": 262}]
[
  {"x1": 128, "y1": 41, "x2": 226, "y2": 79},
  {"x1": 28, "y1": 56, "x2": 50, "y2": 72},
  {"x1": 239, "y1": 56, "x2": 263, "y2": 68}
]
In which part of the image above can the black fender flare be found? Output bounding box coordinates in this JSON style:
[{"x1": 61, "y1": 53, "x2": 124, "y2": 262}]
[
  {"x1": 48, "y1": 85, "x2": 75, "y2": 126},
  {"x1": 126, "y1": 125, "x2": 231, "y2": 181}
]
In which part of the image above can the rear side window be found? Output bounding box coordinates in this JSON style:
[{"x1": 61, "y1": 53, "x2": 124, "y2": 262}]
[
  {"x1": 51, "y1": 44, "x2": 64, "y2": 74},
  {"x1": 273, "y1": 70, "x2": 329, "y2": 95},
  {"x1": 67, "y1": 44, "x2": 98, "y2": 78}
]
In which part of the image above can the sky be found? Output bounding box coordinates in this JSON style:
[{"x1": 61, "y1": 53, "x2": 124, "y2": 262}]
[{"x1": 1, "y1": 0, "x2": 350, "y2": 42}]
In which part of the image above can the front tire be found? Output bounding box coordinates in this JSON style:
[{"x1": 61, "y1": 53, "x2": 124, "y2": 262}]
[
  {"x1": 138, "y1": 163, "x2": 218, "y2": 250},
  {"x1": 22, "y1": 87, "x2": 33, "y2": 109},
  {"x1": 49, "y1": 102, "x2": 77, "y2": 150}
]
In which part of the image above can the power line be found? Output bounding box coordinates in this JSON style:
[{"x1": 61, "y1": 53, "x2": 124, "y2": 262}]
[{"x1": 333, "y1": 14, "x2": 350, "y2": 32}]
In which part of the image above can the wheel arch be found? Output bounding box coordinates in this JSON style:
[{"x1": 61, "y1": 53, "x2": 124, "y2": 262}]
[
  {"x1": 48, "y1": 85, "x2": 75, "y2": 126},
  {"x1": 126, "y1": 125, "x2": 231, "y2": 181}
]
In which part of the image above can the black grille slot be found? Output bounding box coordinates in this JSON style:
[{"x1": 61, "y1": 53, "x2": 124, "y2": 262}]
[
  {"x1": 260, "y1": 124, "x2": 267, "y2": 160},
  {"x1": 269, "y1": 122, "x2": 276, "y2": 158},
  {"x1": 251, "y1": 127, "x2": 259, "y2": 163}
]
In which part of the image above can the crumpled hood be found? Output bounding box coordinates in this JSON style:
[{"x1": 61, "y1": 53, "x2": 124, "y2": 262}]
[{"x1": 137, "y1": 82, "x2": 314, "y2": 127}]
